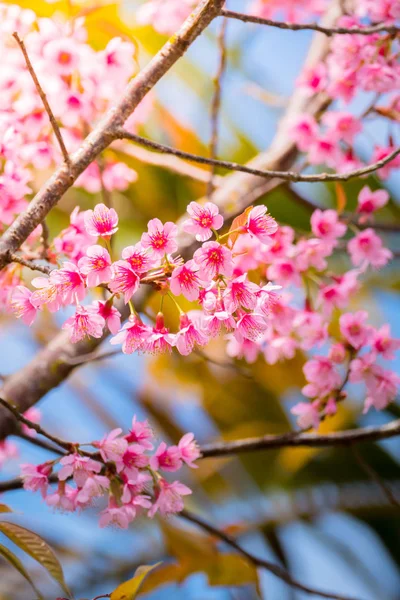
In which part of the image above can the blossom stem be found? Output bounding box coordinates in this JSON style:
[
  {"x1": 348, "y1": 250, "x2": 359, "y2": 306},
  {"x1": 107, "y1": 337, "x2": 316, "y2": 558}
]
[{"x1": 167, "y1": 293, "x2": 184, "y2": 316}]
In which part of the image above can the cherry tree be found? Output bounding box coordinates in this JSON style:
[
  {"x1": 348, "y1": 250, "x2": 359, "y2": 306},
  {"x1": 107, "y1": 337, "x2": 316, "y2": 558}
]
[{"x1": 0, "y1": 0, "x2": 399, "y2": 598}]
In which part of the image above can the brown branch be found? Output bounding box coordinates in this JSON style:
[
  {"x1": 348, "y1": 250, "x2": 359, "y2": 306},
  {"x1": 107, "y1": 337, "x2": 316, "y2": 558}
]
[
  {"x1": 117, "y1": 130, "x2": 400, "y2": 184},
  {"x1": 199, "y1": 418, "x2": 400, "y2": 458},
  {"x1": 0, "y1": 397, "x2": 74, "y2": 452},
  {"x1": 9, "y1": 253, "x2": 54, "y2": 275},
  {"x1": 0, "y1": 0, "x2": 224, "y2": 271},
  {"x1": 15, "y1": 430, "x2": 66, "y2": 456},
  {"x1": 351, "y1": 444, "x2": 400, "y2": 510},
  {"x1": 12, "y1": 32, "x2": 71, "y2": 167},
  {"x1": 207, "y1": 16, "x2": 228, "y2": 197},
  {"x1": 221, "y1": 8, "x2": 400, "y2": 36},
  {"x1": 180, "y1": 509, "x2": 362, "y2": 600},
  {"x1": 40, "y1": 220, "x2": 50, "y2": 260}
]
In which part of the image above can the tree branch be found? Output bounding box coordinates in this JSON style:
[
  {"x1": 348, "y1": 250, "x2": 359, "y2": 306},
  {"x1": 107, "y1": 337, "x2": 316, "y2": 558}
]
[
  {"x1": 12, "y1": 32, "x2": 71, "y2": 167},
  {"x1": 9, "y1": 253, "x2": 54, "y2": 275},
  {"x1": 221, "y1": 8, "x2": 400, "y2": 36},
  {"x1": 199, "y1": 419, "x2": 400, "y2": 458},
  {"x1": 0, "y1": 0, "x2": 224, "y2": 271},
  {"x1": 117, "y1": 130, "x2": 400, "y2": 184},
  {"x1": 180, "y1": 509, "x2": 361, "y2": 600}
]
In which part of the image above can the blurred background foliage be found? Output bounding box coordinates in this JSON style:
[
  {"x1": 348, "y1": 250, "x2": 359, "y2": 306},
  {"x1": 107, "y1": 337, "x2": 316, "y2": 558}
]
[{"x1": 0, "y1": 0, "x2": 400, "y2": 599}]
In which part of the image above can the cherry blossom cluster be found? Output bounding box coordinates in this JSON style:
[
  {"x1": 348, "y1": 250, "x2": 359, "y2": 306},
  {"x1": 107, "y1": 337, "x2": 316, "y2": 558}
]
[
  {"x1": 21, "y1": 418, "x2": 199, "y2": 528},
  {"x1": 0, "y1": 2, "x2": 149, "y2": 230}
]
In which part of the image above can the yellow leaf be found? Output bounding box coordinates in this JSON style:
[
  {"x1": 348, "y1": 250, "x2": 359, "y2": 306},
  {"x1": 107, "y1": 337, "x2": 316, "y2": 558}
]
[
  {"x1": 0, "y1": 505, "x2": 12, "y2": 514},
  {"x1": 0, "y1": 522, "x2": 71, "y2": 597},
  {"x1": 0, "y1": 543, "x2": 43, "y2": 599},
  {"x1": 110, "y1": 562, "x2": 162, "y2": 600},
  {"x1": 335, "y1": 182, "x2": 347, "y2": 215},
  {"x1": 228, "y1": 205, "x2": 253, "y2": 248}
]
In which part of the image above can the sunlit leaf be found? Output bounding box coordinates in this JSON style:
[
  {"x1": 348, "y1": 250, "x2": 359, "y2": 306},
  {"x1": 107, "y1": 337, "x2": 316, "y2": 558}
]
[
  {"x1": 0, "y1": 543, "x2": 43, "y2": 599},
  {"x1": 0, "y1": 522, "x2": 71, "y2": 597},
  {"x1": 0, "y1": 505, "x2": 13, "y2": 514},
  {"x1": 228, "y1": 206, "x2": 253, "y2": 248},
  {"x1": 335, "y1": 182, "x2": 347, "y2": 214},
  {"x1": 110, "y1": 562, "x2": 161, "y2": 600}
]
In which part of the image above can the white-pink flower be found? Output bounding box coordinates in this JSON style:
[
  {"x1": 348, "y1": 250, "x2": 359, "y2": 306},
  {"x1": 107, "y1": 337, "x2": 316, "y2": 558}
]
[
  {"x1": 99, "y1": 499, "x2": 137, "y2": 528},
  {"x1": 21, "y1": 462, "x2": 52, "y2": 498},
  {"x1": 223, "y1": 274, "x2": 258, "y2": 313},
  {"x1": 311, "y1": 209, "x2": 346, "y2": 241},
  {"x1": 183, "y1": 201, "x2": 223, "y2": 241},
  {"x1": 84, "y1": 203, "x2": 119, "y2": 238},
  {"x1": 10, "y1": 285, "x2": 37, "y2": 325},
  {"x1": 141, "y1": 218, "x2": 178, "y2": 257},
  {"x1": 109, "y1": 260, "x2": 140, "y2": 303},
  {"x1": 93, "y1": 428, "x2": 128, "y2": 463},
  {"x1": 357, "y1": 186, "x2": 389, "y2": 220},
  {"x1": 78, "y1": 245, "x2": 112, "y2": 287},
  {"x1": 62, "y1": 304, "x2": 105, "y2": 343},
  {"x1": 170, "y1": 260, "x2": 202, "y2": 301},
  {"x1": 245, "y1": 205, "x2": 278, "y2": 244},
  {"x1": 291, "y1": 401, "x2": 320, "y2": 430},
  {"x1": 58, "y1": 454, "x2": 102, "y2": 487},
  {"x1": 178, "y1": 433, "x2": 200, "y2": 468},
  {"x1": 193, "y1": 241, "x2": 233, "y2": 280},
  {"x1": 174, "y1": 313, "x2": 208, "y2": 356},
  {"x1": 148, "y1": 479, "x2": 192, "y2": 518},
  {"x1": 339, "y1": 311, "x2": 372, "y2": 349},
  {"x1": 110, "y1": 315, "x2": 152, "y2": 354},
  {"x1": 348, "y1": 229, "x2": 393, "y2": 269}
]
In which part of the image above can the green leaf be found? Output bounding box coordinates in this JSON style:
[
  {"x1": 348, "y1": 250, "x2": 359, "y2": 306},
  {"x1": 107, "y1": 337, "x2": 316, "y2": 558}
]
[
  {"x1": 0, "y1": 522, "x2": 71, "y2": 597},
  {"x1": 0, "y1": 504, "x2": 13, "y2": 514},
  {"x1": 0, "y1": 543, "x2": 43, "y2": 599},
  {"x1": 110, "y1": 563, "x2": 162, "y2": 600}
]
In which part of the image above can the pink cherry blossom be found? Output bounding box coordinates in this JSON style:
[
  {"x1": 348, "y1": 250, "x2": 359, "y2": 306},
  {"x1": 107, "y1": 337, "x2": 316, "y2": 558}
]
[
  {"x1": 21, "y1": 462, "x2": 52, "y2": 498},
  {"x1": 76, "y1": 475, "x2": 110, "y2": 504},
  {"x1": 321, "y1": 111, "x2": 362, "y2": 143},
  {"x1": 108, "y1": 260, "x2": 140, "y2": 303},
  {"x1": 121, "y1": 243, "x2": 157, "y2": 273},
  {"x1": 150, "y1": 442, "x2": 182, "y2": 472},
  {"x1": 58, "y1": 454, "x2": 102, "y2": 487},
  {"x1": 78, "y1": 245, "x2": 112, "y2": 287},
  {"x1": 291, "y1": 401, "x2": 321, "y2": 430},
  {"x1": 93, "y1": 428, "x2": 128, "y2": 463},
  {"x1": 21, "y1": 407, "x2": 41, "y2": 437},
  {"x1": 125, "y1": 416, "x2": 154, "y2": 449},
  {"x1": 62, "y1": 304, "x2": 105, "y2": 343},
  {"x1": 348, "y1": 229, "x2": 393, "y2": 269},
  {"x1": 297, "y1": 63, "x2": 327, "y2": 96},
  {"x1": 95, "y1": 300, "x2": 121, "y2": 335},
  {"x1": 193, "y1": 242, "x2": 233, "y2": 280},
  {"x1": 339, "y1": 311, "x2": 372, "y2": 349},
  {"x1": 226, "y1": 335, "x2": 259, "y2": 364},
  {"x1": 142, "y1": 312, "x2": 176, "y2": 354},
  {"x1": 183, "y1": 201, "x2": 223, "y2": 241},
  {"x1": 51, "y1": 262, "x2": 86, "y2": 305},
  {"x1": 170, "y1": 260, "x2": 202, "y2": 301},
  {"x1": 245, "y1": 206, "x2": 278, "y2": 244},
  {"x1": 99, "y1": 499, "x2": 137, "y2": 528},
  {"x1": 110, "y1": 315, "x2": 152, "y2": 354},
  {"x1": 10, "y1": 285, "x2": 37, "y2": 325},
  {"x1": 118, "y1": 444, "x2": 149, "y2": 479},
  {"x1": 31, "y1": 277, "x2": 63, "y2": 313},
  {"x1": 311, "y1": 209, "x2": 347, "y2": 241},
  {"x1": 357, "y1": 186, "x2": 389, "y2": 221},
  {"x1": 174, "y1": 313, "x2": 208, "y2": 356},
  {"x1": 178, "y1": 433, "x2": 200, "y2": 468},
  {"x1": 148, "y1": 479, "x2": 192, "y2": 518},
  {"x1": 43, "y1": 38, "x2": 80, "y2": 75},
  {"x1": 302, "y1": 356, "x2": 341, "y2": 398},
  {"x1": 289, "y1": 114, "x2": 319, "y2": 151},
  {"x1": 141, "y1": 218, "x2": 178, "y2": 257},
  {"x1": 223, "y1": 274, "x2": 258, "y2": 313},
  {"x1": 371, "y1": 324, "x2": 400, "y2": 360},
  {"x1": 84, "y1": 203, "x2": 119, "y2": 238},
  {"x1": 236, "y1": 311, "x2": 268, "y2": 342}
]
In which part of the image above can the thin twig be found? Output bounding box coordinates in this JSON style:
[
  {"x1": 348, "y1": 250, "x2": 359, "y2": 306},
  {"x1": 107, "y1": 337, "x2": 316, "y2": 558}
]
[
  {"x1": 12, "y1": 32, "x2": 71, "y2": 167},
  {"x1": 208, "y1": 16, "x2": 228, "y2": 197},
  {"x1": 16, "y1": 430, "x2": 66, "y2": 456},
  {"x1": 351, "y1": 444, "x2": 400, "y2": 510},
  {"x1": 40, "y1": 220, "x2": 50, "y2": 260},
  {"x1": 64, "y1": 349, "x2": 122, "y2": 366},
  {"x1": 180, "y1": 509, "x2": 362, "y2": 600},
  {"x1": 221, "y1": 9, "x2": 400, "y2": 36},
  {"x1": 9, "y1": 253, "x2": 53, "y2": 275},
  {"x1": 0, "y1": 397, "x2": 87, "y2": 455},
  {"x1": 199, "y1": 418, "x2": 400, "y2": 458},
  {"x1": 117, "y1": 130, "x2": 400, "y2": 184}
]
